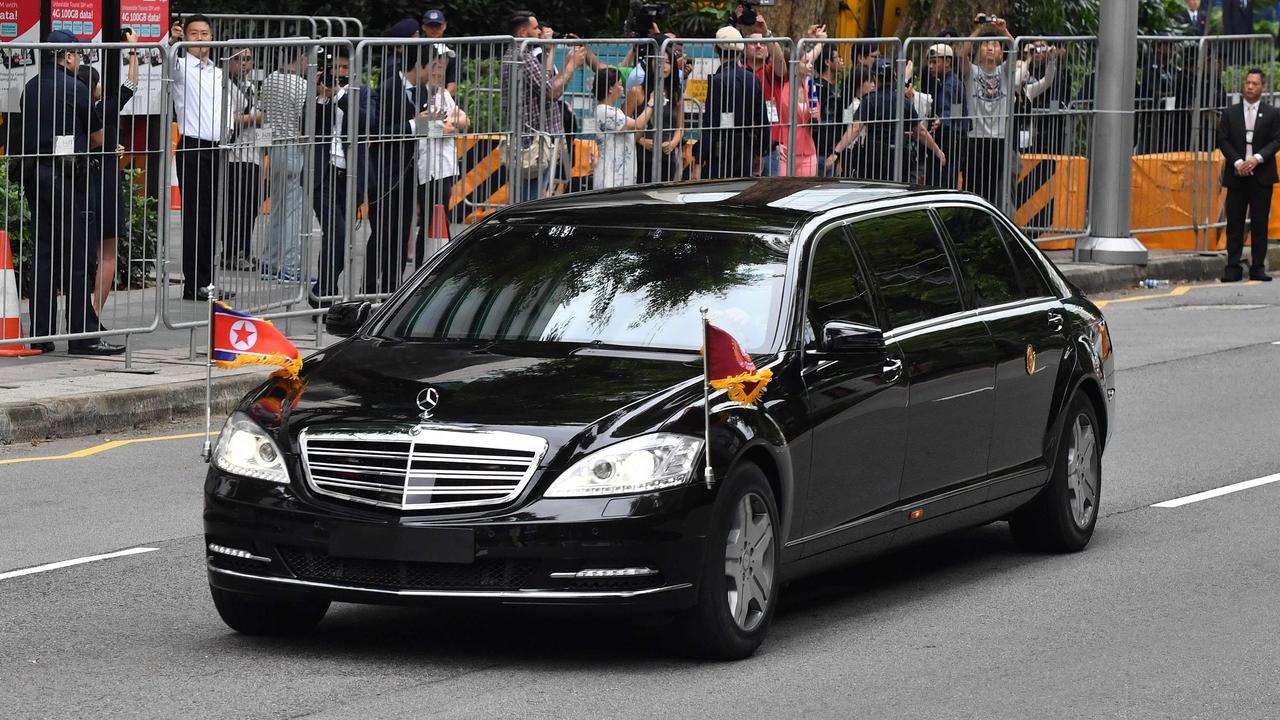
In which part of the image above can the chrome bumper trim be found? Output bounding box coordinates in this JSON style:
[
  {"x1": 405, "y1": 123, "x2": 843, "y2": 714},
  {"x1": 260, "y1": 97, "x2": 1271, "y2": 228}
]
[{"x1": 207, "y1": 562, "x2": 692, "y2": 600}]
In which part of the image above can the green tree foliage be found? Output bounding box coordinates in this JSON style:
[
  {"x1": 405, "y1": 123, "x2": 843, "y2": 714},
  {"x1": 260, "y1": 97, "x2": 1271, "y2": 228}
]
[{"x1": 173, "y1": 0, "x2": 729, "y2": 39}]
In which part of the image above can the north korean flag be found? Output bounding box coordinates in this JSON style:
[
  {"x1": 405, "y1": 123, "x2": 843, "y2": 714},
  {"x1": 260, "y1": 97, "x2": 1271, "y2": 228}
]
[{"x1": 211, "y1": 302, "x2": 302, "y2": 377}]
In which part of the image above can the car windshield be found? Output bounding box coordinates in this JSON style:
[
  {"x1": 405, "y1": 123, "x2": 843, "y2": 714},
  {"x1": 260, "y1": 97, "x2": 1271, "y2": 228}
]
[{"x1": 379, "y1": 223, "x2": 791, "y2": 353}]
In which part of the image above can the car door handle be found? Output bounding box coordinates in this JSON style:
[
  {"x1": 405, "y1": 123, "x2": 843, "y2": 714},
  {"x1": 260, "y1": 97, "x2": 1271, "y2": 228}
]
[
  {"x1": 881, "y1": 357, "x2": 903, "y2": 384},
  {"x1": 1047, "y1": 310, "x2": 1065, "y2": 333}
]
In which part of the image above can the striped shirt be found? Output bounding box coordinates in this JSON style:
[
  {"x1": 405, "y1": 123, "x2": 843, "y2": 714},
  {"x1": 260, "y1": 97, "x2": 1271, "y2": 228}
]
[
  {"x1": 260, "y1": 68, "x2": 309, "y2": 141},
  {"x1": 500, "y1": 47, "x2": 563, "y2": 135}
]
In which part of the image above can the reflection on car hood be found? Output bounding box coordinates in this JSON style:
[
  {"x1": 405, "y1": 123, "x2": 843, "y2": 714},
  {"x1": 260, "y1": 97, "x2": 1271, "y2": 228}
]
[{"x1": 270, "y1": 338, "x2": 706, "y2": 435}]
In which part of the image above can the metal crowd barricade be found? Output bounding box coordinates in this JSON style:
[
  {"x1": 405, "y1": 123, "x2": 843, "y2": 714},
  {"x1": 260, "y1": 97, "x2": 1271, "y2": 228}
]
[
  {"x1": 903, "y1": 34, "x2": 1018, "y2": 213},
  {"x1": 789, "y1": 37, "x2": 900, "y2": 181},
  {"x1": 1183, "y1": 34, "x2": 1276, "y2": 252},
  {"x1": 1008, "y1": 36, "x2": 1097, "y2": 248},
  {"x1": 346, "y1": 37, "x2": 513, "y2": 302},
  {"x1": 651, "y1": 36, "x2": 793, "y2": 183},
  {"x1": 508, "y1": 37, "x2": 659, "y2": 200},
  {"x1": 161, "y1": 38, "x2": 356, "y2": 340},
  {"x1": 0, "y1": 41, "x2": 166, "y2": 360},
  {"x1": 178, "y1": 14, "x2": 321, "y2": 41}
]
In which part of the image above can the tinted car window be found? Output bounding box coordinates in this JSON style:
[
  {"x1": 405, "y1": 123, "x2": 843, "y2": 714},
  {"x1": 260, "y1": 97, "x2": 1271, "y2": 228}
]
[
  {"x1": 849, "y1": 210, "x2": 964, "y2": 328},
  {"x1": 379, "y1": 224, "x2": 790, "y2": 353},
  {"x1": 997, "y1": 223, "x2": 1055, "y2": 298},
  {"x1": 937, "y1": 206, "x2": 1020, "y2": 308},
  {"x1": 805, "y1": 231, "x2": 878, "y2": 346}
]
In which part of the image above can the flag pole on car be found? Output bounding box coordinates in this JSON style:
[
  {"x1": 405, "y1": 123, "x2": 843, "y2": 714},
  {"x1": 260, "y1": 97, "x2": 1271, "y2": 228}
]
[
  {"x1": 700, "y1": 307, "x2": 714, "y2": 490},
  {"x1": 700, "y1": 308, "x2": 775, "y2": 490},
  {"x1": 203, "y1": 284, "x2": 216, "y2": 461}
]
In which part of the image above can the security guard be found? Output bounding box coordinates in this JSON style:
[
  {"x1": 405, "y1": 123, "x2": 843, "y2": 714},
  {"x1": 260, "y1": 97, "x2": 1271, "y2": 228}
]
[{"x1": 21, "y1": 30, "x2": 124, "y2": 355}]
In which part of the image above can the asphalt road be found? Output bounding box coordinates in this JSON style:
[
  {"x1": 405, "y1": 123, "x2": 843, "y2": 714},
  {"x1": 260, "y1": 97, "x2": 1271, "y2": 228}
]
[{"x1": 3, "y1": 279, "x2": 1280, "y2": 719}]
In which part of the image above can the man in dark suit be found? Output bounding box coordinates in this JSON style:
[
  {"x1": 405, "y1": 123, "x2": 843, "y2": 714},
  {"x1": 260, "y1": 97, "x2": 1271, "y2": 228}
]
[
  {"x1": 1179, "y1": 0, "x2": 1208, "y2": 35},
  {"x1": 1223, "y1": 0, "x2": 1255, "y2": 35},
  {"x1": 1217, "y1": 68, "x2": 1276, "y2": 282},
  {"x1": 365, "y1": 44, "x2": 427, "y2": 295}
]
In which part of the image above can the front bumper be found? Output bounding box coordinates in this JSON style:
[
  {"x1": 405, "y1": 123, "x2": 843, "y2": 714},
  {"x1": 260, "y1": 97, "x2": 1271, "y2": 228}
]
[{"x1": 203, "y1": 469, "x2": 709, "y2": 612}]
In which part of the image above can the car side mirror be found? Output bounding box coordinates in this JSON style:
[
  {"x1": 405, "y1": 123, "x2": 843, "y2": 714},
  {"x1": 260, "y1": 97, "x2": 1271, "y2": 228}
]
[
  {"x1": 324, "y1": 301, "x2": 372, "y2": 338},
  {"x1": 821, "y1": 320, "x2": 885, "y2": 353}
]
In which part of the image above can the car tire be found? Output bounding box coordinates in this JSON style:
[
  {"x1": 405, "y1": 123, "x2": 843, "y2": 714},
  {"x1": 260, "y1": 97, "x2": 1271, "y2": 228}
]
[
  {"x1": 1009, "y1": 393, "x2": 1102, "y2": 553},
  {"x1": 678, "y1": 462, "x2": 780, "y2": 661},
  {"x1": 210, "y1": 586, "x2": 330, "y2": 635}
]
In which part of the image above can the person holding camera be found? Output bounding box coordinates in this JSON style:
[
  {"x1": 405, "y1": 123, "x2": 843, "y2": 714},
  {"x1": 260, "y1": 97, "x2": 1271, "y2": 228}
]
[
  {"x1": 312, "y1": 47, "x2": 353, "y2": 303},
  {"x1": 76, "y1": 30, "x2": 141, "y2": 321},
  {"x1": 501, "y1": 11, "x2": 585, "y2": 201},
  {"x1": 629, "y1": 44, "x2": 685, "y2": 182},
  {"x1": 955, "y1": 14, "x2": 1057, "y2": 208}
]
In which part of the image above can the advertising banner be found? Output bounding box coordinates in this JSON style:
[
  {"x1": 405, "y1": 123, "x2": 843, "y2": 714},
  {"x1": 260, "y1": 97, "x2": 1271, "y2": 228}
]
[
  {"x1": 119, "y1": 0, "x2": 170, "y2": 115},
  {"x1": 0, "y1": 0, "x2": 39, "y2": 112}
]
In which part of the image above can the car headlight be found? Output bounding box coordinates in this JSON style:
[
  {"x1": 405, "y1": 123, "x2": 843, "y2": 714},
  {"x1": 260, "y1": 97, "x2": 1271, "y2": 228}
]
[
  {"x1": 212, "y1": 412, "x2": 290, "y2": 484},
  {"x1": 544, "y1": 433, "x2": 703, "y2": 498}
]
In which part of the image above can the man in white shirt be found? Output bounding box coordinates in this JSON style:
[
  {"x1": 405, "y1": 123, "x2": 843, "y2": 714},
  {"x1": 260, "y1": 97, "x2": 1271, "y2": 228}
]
[{"x1": 171, "y1": 15, "x2": 231, "y2": 301}]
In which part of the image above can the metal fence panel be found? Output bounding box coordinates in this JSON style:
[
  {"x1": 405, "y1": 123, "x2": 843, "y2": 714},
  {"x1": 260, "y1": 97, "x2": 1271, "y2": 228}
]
[
  {"x1": 348, "y1": 37, "x2": 514, "y2": 301},
  {"x1": 161, "y1": 38, "x2": 356, "y2": 335},
  {"x1": 0, "y1": 41, "x2": 166, "y2": 354}
]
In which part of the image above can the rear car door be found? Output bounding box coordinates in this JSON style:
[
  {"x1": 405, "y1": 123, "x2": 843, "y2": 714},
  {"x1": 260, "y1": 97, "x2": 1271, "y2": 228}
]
[
  {"x1": 799, "y1": 227, "x2": 909, "y2": 550},
  {"x1": 847, "y1": 209, "x2": 997, "y2": 504},
  {"x1": 965, "y1": 213, "x2": 1068, "y2": 480}
]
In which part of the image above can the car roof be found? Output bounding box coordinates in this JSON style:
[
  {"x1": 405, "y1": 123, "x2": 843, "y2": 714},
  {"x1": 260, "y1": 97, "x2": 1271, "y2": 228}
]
[{"x1": 493, "y1": 178, "x2": 969, "y2": 236}]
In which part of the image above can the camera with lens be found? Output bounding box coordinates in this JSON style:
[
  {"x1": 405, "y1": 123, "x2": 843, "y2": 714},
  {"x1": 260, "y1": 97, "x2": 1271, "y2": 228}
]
[
  {"x1": 625, "y1": 0, "x2": 665, "y2": 35},
  {"x1": 737, "y1": 1, "x2": 758, "y2": 27},
  {"x1": 975, "y1": 14, "x2": 999, "y2": 24}
]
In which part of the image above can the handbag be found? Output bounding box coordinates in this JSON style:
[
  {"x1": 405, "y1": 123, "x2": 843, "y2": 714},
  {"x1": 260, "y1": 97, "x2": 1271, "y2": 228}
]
[{"x1": 501, "y1": 131, "x2": 558, "y2": 173}]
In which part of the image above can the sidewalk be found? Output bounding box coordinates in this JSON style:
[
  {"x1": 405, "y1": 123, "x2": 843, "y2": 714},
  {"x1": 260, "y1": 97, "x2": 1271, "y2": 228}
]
[{"x1": 0, "y1": 249, "x2": 1247, "y2": 445}]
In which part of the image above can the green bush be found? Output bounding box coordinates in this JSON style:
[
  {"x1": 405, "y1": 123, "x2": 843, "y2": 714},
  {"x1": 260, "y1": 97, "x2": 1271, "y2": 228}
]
[{"x1": 0, "y1": 162, "x2": 159, "y2": 298}]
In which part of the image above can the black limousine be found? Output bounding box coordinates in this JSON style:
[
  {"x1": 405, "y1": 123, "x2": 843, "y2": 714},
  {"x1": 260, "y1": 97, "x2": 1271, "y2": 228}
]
[{"x1": 204, "y1": 178, "x2": 1114, "y2": 659}]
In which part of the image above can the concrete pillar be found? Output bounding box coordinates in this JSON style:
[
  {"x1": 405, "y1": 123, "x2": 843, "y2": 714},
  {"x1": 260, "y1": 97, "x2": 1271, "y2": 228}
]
[{"x1": 1077, "y1": 0, "x2": 1149, "y2": 264}]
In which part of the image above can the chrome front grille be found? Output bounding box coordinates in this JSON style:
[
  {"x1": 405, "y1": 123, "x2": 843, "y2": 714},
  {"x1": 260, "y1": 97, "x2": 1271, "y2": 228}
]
[{"x1": 299, "y1": 427, "x2": 547, "y2": 510}]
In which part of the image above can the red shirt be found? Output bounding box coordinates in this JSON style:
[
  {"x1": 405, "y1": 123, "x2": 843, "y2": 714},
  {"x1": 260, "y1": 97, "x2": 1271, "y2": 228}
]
[
  {"x1": 778, "y1": 81, "x2": 816, "y2": 158},
  {"x1": 755, "y1": 63, "x2": 786, "y2": 145}
]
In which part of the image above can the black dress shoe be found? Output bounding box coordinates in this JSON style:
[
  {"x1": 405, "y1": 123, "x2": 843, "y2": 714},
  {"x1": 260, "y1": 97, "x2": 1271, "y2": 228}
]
[
  {"x1": 67, "y1": 341, "x2": 126, "y2": 356},
  {"x1": 1221, "y1": 265, "x2": 1244, "y2": 283},
  {"x1": 1249, "y1": 268, "x2": 1273, "y2": 281},
  {"x1": 30, "y1": 342, "x2": 54, "y2": 353},
  {"x1": 183, "y1": 288, "x2": 237, "y2": 302}
]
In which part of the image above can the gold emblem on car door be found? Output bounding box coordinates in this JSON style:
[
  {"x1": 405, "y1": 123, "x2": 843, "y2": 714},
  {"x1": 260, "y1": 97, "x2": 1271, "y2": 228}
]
[{"x1": 1025, "y1": 344, "x2": 1037, "y2": 375}]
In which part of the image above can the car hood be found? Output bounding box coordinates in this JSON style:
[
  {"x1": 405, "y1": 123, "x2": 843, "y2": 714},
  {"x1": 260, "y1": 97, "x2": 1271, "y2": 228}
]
[{"x1": 248, "y1": 338, "x2": 711, "y2": 461}]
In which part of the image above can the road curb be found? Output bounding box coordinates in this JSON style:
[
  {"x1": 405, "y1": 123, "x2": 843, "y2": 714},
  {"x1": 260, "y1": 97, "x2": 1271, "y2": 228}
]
[
  {"x1": 0, "y1": 374, "x2": 265, "y2": 444},
  {"x1": 1058, "y1": 253, "x2": 1229, "y2": 295}
]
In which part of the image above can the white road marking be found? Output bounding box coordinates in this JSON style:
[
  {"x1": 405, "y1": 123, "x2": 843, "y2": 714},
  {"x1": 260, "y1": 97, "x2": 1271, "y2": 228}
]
[
  {"x1": 1151, "y1": 473, "x2": 1280, "y2": 508},
  {"x1": 0, "y1": 547, "x2": 158, "y2": 581}
]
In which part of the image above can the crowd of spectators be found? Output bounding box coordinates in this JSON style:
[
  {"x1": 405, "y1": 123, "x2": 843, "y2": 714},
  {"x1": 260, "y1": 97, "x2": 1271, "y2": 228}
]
[{"x1": 10, "y1": 0, "x2": 1271, "y2": 352}]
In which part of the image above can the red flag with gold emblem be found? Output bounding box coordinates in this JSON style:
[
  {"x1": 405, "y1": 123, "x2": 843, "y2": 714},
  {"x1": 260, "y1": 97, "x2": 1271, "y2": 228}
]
[{"x1": 703, "y1": 321, "x2": 772, "y2": 405}]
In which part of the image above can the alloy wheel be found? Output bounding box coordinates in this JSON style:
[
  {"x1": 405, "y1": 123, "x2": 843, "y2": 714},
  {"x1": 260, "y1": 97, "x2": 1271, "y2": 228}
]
[
  {"x1": 1065, "y1": 412, "x2": 1098, "y2": 529},
  {"x1": 724, "y1": 491, "x2": 776, "y2": 632}
]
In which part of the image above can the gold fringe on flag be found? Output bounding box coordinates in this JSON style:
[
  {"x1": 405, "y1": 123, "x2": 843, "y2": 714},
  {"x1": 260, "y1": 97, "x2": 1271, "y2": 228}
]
[{"x1": 709, "y1": 368, "x2": 773, "y2": 405}]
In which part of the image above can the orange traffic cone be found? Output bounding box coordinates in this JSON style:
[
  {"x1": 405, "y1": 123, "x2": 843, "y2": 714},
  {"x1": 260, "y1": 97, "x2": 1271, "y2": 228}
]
[
  {"x1": 0, "y1": 230, "x2": 42, "y2": 357},
  {"x1": 169, "y1": 122, "x2": 182, "y2": 210},
  {"x1": 429, "y1": 203, "x2": 451, "y2": 244}
]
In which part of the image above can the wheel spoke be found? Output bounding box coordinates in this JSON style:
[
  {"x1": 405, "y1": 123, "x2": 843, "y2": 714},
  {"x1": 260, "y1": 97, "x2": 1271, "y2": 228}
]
[
  {"x1": 733, "y1": 582, "x2": 750, "y2": 626},
  {"x1": 753, "y1": 560, "x2": 774, "y2": 600},
  {"x1": 752, "y1": 521, "x2": 773, "y2": 557}
]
